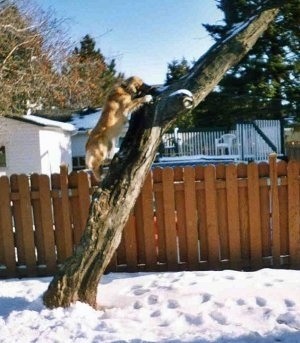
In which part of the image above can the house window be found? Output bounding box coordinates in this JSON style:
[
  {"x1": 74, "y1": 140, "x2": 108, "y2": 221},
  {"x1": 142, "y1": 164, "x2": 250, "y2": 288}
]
[
  {"x1": 0, "y1": 146, "x2": 6, "y2": 167},
  {"x1": 72, "y1": 156, "x2": 85, "y2": 171}
]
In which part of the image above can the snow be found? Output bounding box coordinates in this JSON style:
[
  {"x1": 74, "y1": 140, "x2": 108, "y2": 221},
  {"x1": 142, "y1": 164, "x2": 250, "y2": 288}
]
[
  {"x1": 21, "y1": 114, "x2": 77, "y2": 133},
  {"x1": 1, "y1": 269, "x2": 300, "y2": 342},
  {"x1": 69, "y1": 110, "x2": 102, "y2": 131},
  {"x1": 158, "y1": 154, "x2": 239, "y2": 162},
  {"x1": 169, "y1": 89, "x2": 193, "y2": 98}
]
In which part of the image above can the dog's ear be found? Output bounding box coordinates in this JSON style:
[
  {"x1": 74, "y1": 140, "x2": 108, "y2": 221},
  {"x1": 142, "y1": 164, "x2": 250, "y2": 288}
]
[
  {"x1": 120, "y1": 77, "x2": 135, "y2": 95},
  {"x1": 127, "y1": 83, "x2": 138, "y2": 95}
]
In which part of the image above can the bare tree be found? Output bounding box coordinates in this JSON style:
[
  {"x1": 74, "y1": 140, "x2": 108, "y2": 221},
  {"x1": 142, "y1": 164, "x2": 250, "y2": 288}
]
[
  {"x1": 0, "y1": 0, "x2": 72, "y2": 114},
  {"x1": 43, "y1": 2, "x2": 284, "y2": 309}
]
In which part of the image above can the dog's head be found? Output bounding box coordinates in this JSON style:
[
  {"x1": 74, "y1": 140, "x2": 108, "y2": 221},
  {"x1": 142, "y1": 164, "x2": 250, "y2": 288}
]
[{"x1": 123, "y1": 76, "x2": 153, "y2": 97}]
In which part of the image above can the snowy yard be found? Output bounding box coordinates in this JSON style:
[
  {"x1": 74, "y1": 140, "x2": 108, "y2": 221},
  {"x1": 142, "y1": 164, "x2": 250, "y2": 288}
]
[{"x1": 1, "y1": 269, "x2": 300, "y2": 342}]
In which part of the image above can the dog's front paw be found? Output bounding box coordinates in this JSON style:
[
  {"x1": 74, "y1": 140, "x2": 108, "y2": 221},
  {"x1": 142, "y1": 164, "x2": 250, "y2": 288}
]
[{"x1": 144, "y1": 94, "x2": 153, "y2": 103}]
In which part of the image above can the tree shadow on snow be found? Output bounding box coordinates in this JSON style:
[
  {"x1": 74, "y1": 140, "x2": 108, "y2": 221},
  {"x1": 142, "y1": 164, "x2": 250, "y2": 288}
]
[{"x1": 0, "y1": 297, "x2": 41, "y2": 318}]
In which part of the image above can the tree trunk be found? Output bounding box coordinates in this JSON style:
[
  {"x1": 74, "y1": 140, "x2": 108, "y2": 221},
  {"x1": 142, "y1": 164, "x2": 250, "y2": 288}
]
[{"x1": 43, "y1": 4, "x2": 282, "y2": 309}]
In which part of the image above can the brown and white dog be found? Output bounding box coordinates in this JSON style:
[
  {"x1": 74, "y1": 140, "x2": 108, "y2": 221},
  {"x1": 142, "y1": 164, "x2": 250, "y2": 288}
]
[{"x1": 85, "y1": 76, "x2": 153, "y2": 180}]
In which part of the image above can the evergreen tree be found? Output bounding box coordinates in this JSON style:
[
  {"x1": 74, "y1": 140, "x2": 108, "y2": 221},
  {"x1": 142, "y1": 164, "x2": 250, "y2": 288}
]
[
  {"x1": 198, "y1": 0, "x2": 300, "y2": 126},
  {"x1": 165, "y1": 58, "x2": 190, "y2": 85},
  {"x1": 62, "y1": 35, "x2": 119, "y2": 109}
]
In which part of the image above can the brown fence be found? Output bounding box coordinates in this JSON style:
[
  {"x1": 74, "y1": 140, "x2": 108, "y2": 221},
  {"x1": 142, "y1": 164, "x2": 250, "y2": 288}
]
[{"x1": 1, "y1": 155, "x2": 300, "y2": 278}]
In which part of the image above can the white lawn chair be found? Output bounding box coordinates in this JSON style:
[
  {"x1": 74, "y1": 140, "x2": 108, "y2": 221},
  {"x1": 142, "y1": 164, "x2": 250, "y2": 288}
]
[{"x1": 215, "y1": 134, "x2": 236, "y2": 155}]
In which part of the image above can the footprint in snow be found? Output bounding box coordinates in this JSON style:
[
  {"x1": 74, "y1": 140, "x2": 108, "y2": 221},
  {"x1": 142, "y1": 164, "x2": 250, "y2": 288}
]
[
  {"x1": 256, "y1": 296, "x2": 267, "y2": 307},
  {"x1": 184, "y1": 313, "x2": 203, "y2": 326},
  {"x1": 133, "y1": 300, "x2": 143, "y2": 309},
  {"x1": 148, "y1": 294, "x2": 159, "y2": 305},
  {"x1": 167, "y1": 299, "x2": 179, "y2": 309},
  {"x1": 201, "y1": 293, "x2": 212, "y2": 303},
  {"x1": 276, "y1": 312, "x2": 300, "y2": 329},
  {"x1": 210, "y1": 311, "x2": 227, "y2": 325},
  {"x1": 284, "y1": 299, "x2": 296, "y2": 308},
  {"x1": 133, "y1": 288, "x2": 150, "y2": 296},
  {"x1": 236, "y1": 298, "x2": 246, "y2": 306},
  {"x1": 150, "y1": 310, "x2": 161, "y2": 317}
]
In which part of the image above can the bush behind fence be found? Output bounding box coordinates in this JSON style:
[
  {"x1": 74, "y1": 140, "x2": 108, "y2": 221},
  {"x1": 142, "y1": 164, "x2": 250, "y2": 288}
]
[{"x1": 1, "y1": 155, "x2": 300, "y2": 279}]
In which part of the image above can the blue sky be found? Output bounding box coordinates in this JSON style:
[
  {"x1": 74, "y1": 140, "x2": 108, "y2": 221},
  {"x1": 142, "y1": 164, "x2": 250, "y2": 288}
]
[{"x1": 40, "y1": 1, "x2": 224, "y2": 84}]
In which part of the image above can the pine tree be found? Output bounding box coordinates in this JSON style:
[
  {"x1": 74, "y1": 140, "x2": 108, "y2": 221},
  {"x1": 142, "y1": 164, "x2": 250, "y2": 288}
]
[
  {"x1": 62, "y1": 35, "x2": 118, "y2": 109},
  {"x1": 165, "y1": 58, "x2": 190, "y2": 85},
  {"x1": 198, "y1": 0, "x2": 300, "y2": 126}
]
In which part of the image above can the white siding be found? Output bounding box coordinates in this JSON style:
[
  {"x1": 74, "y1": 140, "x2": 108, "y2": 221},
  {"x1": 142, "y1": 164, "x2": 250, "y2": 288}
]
[
  {"x1": 0, "y1": 116, "x2": 73, "y2": 176},
  {"x1": 39, "y1": 128, "x2": 73, "y2": 174},
  {"x1": 0, "y1": 117, "x2": 41, "y2": 176}
]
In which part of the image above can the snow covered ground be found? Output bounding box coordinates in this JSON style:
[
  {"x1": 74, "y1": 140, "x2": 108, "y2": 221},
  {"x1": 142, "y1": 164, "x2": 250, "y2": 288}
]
[{"x1": 1, "y1": 269, "x2": 300, "y2": 342}]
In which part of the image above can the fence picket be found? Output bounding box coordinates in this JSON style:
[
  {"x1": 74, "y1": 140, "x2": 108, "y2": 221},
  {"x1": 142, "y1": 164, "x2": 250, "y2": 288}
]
[
  {"x1": 247, "y1": 163, "x2": 263, "y2": 269},
  {"x1": 258, "y1": 162, "x2": 271, "y2": 262},
  {"x1": 31, "y1": 174, "x2": 56, "y2": 275},
  {"x1": 269, "y1": 155, "x2": 281, "y2": 267},
  {"x1": 277, "y1": 161, "x2": 289, "y2": 260},
  {"x1": 153, "y1": 168, "x2": 167, "y2": 265},
  {"x1": 140, "y1": 172, "x2": 157, "y2": 270},
  {"x1": 195, "y1": 166, "x2": 208, "y2": 266},
  {"x1": 123, "y1": 214, "x2": 138, "y2": 272},
  {"x1": 174, "y1": 167, "x2": 187, "y2": 265},
  {"x1": 204, "y1": 165, "x2": 220, "y2": 269},
  {"x1": 183, "y1": 166, "x2": 199, "y2": 270},
  {"x1": 237, "y1": 163, "x2": 250, "y2": 267},
  {"x1": 51, "y1": 167, "x2": 73, "y2": 263},
  {"x1": 0, "y1": 176, "x2": 15, "y2": 277},
  {"x1": 10, "y1": 174, "x2": 36, "y2": 275},
  {"x1": 287, "y1": 161, "x2": 300, "y2": 268},
  {"x1": 225, "y1": 164, "x2": 241, "y2": 270},
  {"x1": 162, "y1": 168, "x2": 178, "y2": 270},
  {"x1": 68, "y1": 171, "x2": 90, "y2": 245},
  {"x1": 216, "y1": 164, "x2": 229, "y2": 264}
]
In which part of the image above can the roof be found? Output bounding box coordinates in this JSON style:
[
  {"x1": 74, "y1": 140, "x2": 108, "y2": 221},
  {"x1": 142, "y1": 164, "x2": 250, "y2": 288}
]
[
  {"x1": 67, "y1": 110, "x2": 101, "y2": 131},
  {"x1": 4, "y1": 114, "x2": 77, "y2": 134}
]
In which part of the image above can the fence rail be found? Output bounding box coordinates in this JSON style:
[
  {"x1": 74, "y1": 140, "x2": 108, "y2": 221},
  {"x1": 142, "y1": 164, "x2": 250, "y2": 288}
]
[{"x1": 1, "y1": 155, "x2": 300, "y2": 278}]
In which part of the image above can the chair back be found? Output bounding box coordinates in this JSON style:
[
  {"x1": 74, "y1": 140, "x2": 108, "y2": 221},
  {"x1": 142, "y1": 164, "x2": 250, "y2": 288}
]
[{"x1": 220, "y1": 134, "x2": 236, "y2": 144}]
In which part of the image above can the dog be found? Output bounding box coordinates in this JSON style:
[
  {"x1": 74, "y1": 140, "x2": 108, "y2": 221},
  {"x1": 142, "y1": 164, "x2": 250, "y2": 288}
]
[{"x1": 85, "y1": 76, "x2": 153, "y2": 181}]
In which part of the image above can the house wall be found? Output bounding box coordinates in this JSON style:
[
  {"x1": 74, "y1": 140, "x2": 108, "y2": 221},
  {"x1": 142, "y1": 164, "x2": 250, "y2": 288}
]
[
  {"x1": 39, "y1": 128, "x2": 73, "y2": 174},
  {"x1": 0, "y1": 117, "x2": 73, "y2": 176},
  {"x1": 0, "y1": 117, "x2": 41, "y2": 176}
]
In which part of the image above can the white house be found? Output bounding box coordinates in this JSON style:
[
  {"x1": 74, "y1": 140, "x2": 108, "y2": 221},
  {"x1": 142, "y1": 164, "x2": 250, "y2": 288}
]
[{"x1": 0, "y1": 114, "x2": 77, "y2": 177}]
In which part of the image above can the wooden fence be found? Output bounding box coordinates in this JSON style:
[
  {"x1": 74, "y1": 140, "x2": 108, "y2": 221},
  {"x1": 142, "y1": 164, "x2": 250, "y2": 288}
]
[{"x1": 1, "y1": 155, "x2": 300, "y2": 279}]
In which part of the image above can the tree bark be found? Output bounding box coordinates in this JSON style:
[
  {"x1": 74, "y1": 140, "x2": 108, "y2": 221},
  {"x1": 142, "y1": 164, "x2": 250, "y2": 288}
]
[{"x1": 43, "y1": 4, "x2": 282, "y2": 309}]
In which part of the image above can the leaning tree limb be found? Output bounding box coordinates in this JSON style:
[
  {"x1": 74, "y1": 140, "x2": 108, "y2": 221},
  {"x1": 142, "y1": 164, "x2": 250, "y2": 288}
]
[{"x1": 43, "y1": 2, "x2": 283, "y2": 309}]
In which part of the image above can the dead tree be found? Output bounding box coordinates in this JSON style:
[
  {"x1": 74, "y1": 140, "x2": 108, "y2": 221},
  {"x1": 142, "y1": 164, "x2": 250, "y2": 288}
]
[{"x1": 43, "y1": 2, "x2": 283, "y2": 309}]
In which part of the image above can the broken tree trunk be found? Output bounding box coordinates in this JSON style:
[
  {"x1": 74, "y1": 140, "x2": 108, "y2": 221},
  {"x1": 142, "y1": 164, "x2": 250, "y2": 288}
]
[{"x1": 43, "y1": 4, "x2": 282, "y2": 309}]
